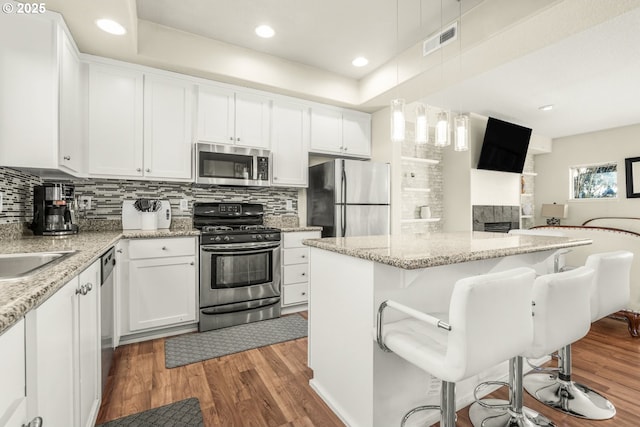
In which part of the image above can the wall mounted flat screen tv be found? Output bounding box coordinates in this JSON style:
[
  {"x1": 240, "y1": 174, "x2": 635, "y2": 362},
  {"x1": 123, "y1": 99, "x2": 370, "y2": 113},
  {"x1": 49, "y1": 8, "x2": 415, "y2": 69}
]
[{"x1": 477, "y1": 117, "x2": 532, "y2": 174}]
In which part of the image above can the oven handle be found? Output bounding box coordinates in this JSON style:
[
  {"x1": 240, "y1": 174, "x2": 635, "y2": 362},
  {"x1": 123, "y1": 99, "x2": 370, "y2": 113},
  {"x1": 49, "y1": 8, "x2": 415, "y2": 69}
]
[
  {"x1": 200, "y1": 297, "x2": 281, "y2": 315},
  {"x1": 201, "y1": 242, "x2": 280, "y2": 252}
]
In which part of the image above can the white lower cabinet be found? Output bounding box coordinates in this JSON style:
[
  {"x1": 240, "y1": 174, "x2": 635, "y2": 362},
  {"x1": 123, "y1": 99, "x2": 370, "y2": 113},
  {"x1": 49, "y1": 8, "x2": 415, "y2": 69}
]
[
  {"x1": 281, "y1": 231, "x2": 321, "y2": 310},
  {"x1": 0, "y1": 319, "x2": 28, "y2": 427},
  {"x1": 119, "y1": 237, "x2": 198, "y2": 337},
  {"x1": 25, "y1": 259, "x2": 101, "y2": 427}
]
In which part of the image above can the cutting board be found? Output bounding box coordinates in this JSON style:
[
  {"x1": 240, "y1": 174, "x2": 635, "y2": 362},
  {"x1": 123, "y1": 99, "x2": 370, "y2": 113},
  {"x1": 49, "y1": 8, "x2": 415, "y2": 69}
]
[{"x1": 122, "y1": 200, "x2": 172, "y2": 230}]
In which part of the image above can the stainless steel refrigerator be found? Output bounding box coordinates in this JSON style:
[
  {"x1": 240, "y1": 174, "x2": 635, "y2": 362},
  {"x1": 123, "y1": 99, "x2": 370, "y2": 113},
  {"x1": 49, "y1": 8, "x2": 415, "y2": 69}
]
[{"x1": 307, "y1": 159, "x2": 390, "y2": 237}]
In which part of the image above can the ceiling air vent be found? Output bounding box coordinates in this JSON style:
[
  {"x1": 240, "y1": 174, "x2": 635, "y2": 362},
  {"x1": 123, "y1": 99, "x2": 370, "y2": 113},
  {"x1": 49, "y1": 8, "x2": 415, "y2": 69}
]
[{"x1": 422, "y1": 22, "x2": 458, "y2": 57}]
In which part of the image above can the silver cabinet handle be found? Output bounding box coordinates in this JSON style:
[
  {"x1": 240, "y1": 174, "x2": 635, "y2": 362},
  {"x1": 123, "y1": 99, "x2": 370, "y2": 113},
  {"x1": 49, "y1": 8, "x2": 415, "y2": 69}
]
[
  {"x1": 85, "y1": 283, "x2": 93, "y2": 292},
  {"x1": 301, "y1": 255, "x2": 306, "y2": 259},
  {"x1": 23, "y1": 416, "x2": 43, "y2": 427},
  {"x1": 237, "y1": 137, "x2": 241, "y2": 142},
  {"x1": 301, "y1": 272, "x2": 306, "y2": 276},
  {"x1": 116, "y1": 249, "x2": 123, "y2": 253},
  {"x1": 136, "y1": 168, "x2": 142, "y2": 172},
  {"x1": 273, "y1": 177, "x2": 278, "y2": 180},
  {"x1": 190, "y1": 261, "x2": 195, "y2": 266},
  {"x1": 63, "y1": 155, "x2": 71, "y2": 160},
  {"x1": 229, "y1": 136, "x2": 233, "y2": 141},
  {"x1": 344, "y1": 147, "x2": 348, "y2": 151},
  {"x1": 146, "y1": 168, "x2": 151, "y2": 173},
  {"x1": 76, "y1": 285, "x2": 86, "y2": 295},
  {"x1": 301, "y1": 292, "x2": 306, "y2": 296},
  {"x1": 162, "y1": 246, "x2": 167, "y2": 250}
]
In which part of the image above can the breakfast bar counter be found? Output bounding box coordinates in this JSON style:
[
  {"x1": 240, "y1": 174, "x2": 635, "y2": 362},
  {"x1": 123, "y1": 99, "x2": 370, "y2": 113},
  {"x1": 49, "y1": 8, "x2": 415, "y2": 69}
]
[{"x1": 303, "y1": 231, "x2": 591, "y2": 427}]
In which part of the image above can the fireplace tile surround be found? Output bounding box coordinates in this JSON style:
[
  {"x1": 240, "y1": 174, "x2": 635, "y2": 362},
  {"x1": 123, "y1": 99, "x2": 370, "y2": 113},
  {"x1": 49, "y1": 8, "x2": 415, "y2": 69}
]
[{"x1": 472, "y1": 205, "x2": 520, "y2": 232}]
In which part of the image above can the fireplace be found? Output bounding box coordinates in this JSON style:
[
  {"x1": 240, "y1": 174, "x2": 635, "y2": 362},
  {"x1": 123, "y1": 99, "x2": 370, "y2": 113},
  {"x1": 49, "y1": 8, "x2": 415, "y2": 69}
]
[{"x1": 472, "y1": 205, "x2": 520, "y2": 233}]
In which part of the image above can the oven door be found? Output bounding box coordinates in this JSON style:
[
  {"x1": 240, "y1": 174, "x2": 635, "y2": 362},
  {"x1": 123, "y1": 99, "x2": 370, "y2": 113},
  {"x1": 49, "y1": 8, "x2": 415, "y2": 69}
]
[{"x1": 199, "y1": 241, "x2": 281, "y2": 308}]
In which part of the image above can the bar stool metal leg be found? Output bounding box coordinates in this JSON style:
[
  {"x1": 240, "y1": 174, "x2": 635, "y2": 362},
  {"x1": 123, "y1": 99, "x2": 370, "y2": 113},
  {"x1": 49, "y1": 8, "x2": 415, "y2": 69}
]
[
  {"x1": 523, "y1": 344, "x2": 616, "y2": 419},
  {"x1": 400, "y1": 381, "x2": 456, "y2": 427},
  {"x1": 469, "y1": 357, "x2": 555, "y2": 427}
]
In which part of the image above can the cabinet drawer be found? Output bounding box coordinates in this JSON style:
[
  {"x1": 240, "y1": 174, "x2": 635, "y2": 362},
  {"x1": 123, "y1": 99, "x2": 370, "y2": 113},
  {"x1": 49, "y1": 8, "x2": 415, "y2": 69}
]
[
  {"x1": 283, "y1": 263, "x2": 308, "y2": 285},
  {"x1": 283, "y1": 247, "x2": 309, "y2": 265},
  {"x1": 283, "y1": 231, "x2": 321, "y2": 248},
  {"x1": 128, "y1": 237, "x2": 195, "y2": 259},
  {"x1": 283, "y1": 283, "x2": 308, "y2": 306}
]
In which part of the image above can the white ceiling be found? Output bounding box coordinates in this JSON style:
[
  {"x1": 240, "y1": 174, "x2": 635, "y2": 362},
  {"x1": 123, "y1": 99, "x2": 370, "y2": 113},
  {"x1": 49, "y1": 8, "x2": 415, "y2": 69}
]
[
  {"x1": 136, "y1": 0, "x2": 483, "y2": 79},
  {"x1": 422, "y1": 5, "x2": 640, "y2": 138},
  {"x1": 42, "y1": 0, "x2": 640, "y2": 139}
]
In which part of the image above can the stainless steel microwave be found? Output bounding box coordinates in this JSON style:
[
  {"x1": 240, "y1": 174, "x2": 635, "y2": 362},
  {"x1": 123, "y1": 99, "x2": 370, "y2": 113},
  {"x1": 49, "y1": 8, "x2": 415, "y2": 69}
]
[{"x1": 195, "y1": 143, "x2": 271, "y2": 186}]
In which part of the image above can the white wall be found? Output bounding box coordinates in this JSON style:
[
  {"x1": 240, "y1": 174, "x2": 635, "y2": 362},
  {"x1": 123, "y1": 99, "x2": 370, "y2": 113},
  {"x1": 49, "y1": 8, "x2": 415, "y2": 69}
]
[{"x1": 535, "y1": 123, "x2": 640, "y2": 226}]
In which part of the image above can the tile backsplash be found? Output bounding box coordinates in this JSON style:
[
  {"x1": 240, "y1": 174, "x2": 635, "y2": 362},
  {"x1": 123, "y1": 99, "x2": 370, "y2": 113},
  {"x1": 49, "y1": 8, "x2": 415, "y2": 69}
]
[{"x1": 0, "y1": 167, "x2": 298, "y2": 225}]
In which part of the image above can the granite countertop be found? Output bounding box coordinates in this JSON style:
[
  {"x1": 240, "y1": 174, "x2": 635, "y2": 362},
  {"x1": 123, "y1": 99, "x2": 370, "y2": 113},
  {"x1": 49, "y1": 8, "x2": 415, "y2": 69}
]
[
  {"x1": 278, "y1": 226, "x2": 323, "y2": 233},
  {"x1": 303, "y1": 231, "x2": 592, "y2": 270},
  {"x1": 0, "y1": 228, "x2": 199, "y2": 335}
]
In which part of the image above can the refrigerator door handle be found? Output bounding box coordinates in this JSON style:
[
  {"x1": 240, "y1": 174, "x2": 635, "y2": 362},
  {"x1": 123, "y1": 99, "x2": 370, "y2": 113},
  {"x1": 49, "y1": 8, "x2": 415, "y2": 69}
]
[{"x1": 341, "y1": 162, "x2": 347, "y2": 236}]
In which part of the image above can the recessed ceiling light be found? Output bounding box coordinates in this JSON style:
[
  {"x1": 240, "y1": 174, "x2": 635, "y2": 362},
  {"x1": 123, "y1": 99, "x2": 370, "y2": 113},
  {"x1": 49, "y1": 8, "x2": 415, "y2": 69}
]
[
  {"x1": 352, "y1": 57, "x2": 369, "y2": 67},
  {"x1": 538, "y1": 104, "x2": 554, "y2": 111},
  {"x1": 255, "y1": 25, "x2": 275, "y2": 38},
  {"x1": 96, "y1": 19, "x2": 127, "y2": 35}
]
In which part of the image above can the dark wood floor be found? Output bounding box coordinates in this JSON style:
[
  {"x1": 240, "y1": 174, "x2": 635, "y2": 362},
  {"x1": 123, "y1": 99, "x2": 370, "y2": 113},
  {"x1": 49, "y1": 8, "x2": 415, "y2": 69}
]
[{"x1": 96, "y1": 315, "x2": 640, "y2": 427}]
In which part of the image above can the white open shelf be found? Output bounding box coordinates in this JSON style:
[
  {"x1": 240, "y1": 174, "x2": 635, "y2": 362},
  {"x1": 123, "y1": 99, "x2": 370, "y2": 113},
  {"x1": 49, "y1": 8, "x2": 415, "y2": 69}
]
[
  {"x1": 522, "y1": 172, "x2": 538, "y2": 176},
  {"x1": 520, "y1": 193, "x2": 533, "y2": 197},
  {"x1": 520, "y1": 215, "x2": 534, "y2": 219},
  {"x1": 401, "y1": 218, "x2": 441, "y2": 223},
  {"x1": 401, "y1": 156, "x2": 439, "y2": 165},
  {"x1": 402, "y1": 187, "x2": 431, "y2": 192}
]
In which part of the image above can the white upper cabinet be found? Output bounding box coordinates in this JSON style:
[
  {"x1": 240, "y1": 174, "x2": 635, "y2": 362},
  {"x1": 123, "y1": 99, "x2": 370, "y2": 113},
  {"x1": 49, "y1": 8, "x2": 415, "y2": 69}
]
[
  {"x1": 271, "y1": 101, "x2": 309, "y2": 187},
  {"x1": 342, "y1": 111, "x2": 371, "y2": 157},
  {"x1": 143, "y1": 75, "x2": 194, "y2": 180},
  {"x1": 197, "y1": 85, "x2": 271, "y2": 149},
  {"x1": 88, "y1": 65, "x2": 193, "y2": 181},
  {"x1": 0, "y1": 12, "x2": 84, "y2": 175},
  {"x1": 310, "y1": 106, "x2": 371, "y2": 158},
  {"x1": 88, "y1": 63, "x2": 144, "y2": 177}
]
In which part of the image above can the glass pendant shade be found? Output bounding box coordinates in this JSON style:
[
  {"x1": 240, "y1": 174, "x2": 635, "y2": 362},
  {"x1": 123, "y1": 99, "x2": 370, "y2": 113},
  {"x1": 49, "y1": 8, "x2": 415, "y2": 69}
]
[
  {"x1": 390, "y1": 99, "x2": 405, "y2": 143},
  {"x1": 454, "y1": 114, "x2": 469, "y2": 151},
  {"x1": 434, "y1": 111, "x2": 450, "y2": 147},
  {"x1": 415, "y1": 103, "x2": 428, "y2": 144}
]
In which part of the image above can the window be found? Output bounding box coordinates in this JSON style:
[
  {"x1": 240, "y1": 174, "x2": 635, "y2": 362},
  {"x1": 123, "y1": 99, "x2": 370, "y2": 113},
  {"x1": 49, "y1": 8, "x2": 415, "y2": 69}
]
[{"x1": 570, "y1": 163, "x2": 618, "y2": 199}]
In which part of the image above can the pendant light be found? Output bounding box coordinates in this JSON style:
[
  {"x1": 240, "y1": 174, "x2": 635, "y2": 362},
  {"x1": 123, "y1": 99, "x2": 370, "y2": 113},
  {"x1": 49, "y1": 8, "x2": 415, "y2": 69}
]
[
  {"x1": 434, "y1": 110, "x2": 450, "y2": 147},
  {"x1": 390, "y1": 99, "x2": 406, "y2": 143},
  {"x1": 415, "y1": 103, "x2": 428, "y2": 144},
  {"x1": 453, "y1": 0, "x2": 469, "y2": 151},
  {"x1": 390, "y1": 0, "x2": 405, "y2": 143}
]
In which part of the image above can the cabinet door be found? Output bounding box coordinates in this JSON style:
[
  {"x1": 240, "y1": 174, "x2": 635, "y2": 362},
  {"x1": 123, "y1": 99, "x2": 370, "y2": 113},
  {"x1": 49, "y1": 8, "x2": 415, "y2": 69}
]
[
  {"x1": 235, "y1": 92, "x2": 271, "y2": 149},
  {"x1": 25, "y1": 277, "x2": 77, "y2": 427},
  {"x1": 0, "y1": 319, "x2": 27, "y2": 427},
  {"x1": 88, "y1": 64, "x2": 143, "y2": 177},
  {"x1": 129, "y1": 256, "x2": 197, "y2": 331},
  {"x1": 144, "y1": 75, "x2": 194, "y2": 180},
  {"x1": 342, "y1": 112, "x2": 371, "y2": 157},
  {"x1": 58, "y1": 28, "x2": 84, "y2": 174},
  {"x1": 271, "y1": 101, "x2": 309, "y2": 187},
  {"x1": 0, "y1": 13, "x2": 57, "y2": 170},
  {"x1": 310, "y1": 107, "x2": 343, "y2": 154},
  {"x1": 77, "y1": 260, "x2": 101, "y2": 427},
  {"x1": 196, "y1": 85, "x2": 235, "y2": 144}
]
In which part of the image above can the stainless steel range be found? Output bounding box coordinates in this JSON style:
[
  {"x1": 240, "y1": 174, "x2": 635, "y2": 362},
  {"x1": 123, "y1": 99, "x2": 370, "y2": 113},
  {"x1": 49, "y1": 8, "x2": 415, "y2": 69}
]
[{"x1": 194, "y1": 202, "x2": 281, "y2": 332}]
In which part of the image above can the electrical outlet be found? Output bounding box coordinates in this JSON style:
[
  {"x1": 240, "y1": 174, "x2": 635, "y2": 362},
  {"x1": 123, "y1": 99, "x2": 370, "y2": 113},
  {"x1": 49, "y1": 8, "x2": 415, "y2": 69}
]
[
  {"x1": 79, "y1": 195, "x2": 92, "y2": 210},
  {"x1": 285, "y1": 200, "x2": 293, "y2": 211},
  {"x1": 180, "y1": 199, "x2": 189, "y2": 211}
]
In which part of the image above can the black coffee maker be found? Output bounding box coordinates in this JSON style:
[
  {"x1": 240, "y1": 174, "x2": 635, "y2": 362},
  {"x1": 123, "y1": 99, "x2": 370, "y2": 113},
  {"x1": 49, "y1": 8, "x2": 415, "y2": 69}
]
[{"x1": 31, "y1": 183, "x2": 79, "y2": 236}]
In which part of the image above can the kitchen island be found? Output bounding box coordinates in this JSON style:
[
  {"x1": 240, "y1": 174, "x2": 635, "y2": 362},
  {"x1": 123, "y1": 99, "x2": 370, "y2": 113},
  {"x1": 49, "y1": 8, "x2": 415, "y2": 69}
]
[{"x1": 303, "y1": 231, "x2": 592, "y2": 427}]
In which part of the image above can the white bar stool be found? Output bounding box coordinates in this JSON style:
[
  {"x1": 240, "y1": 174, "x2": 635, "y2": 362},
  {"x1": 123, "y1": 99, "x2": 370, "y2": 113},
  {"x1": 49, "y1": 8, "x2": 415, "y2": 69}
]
[
  {"x1": 468, "y1": 266, "x2": 595, "y2": 427},
  {"x1": 376, "y1": 267, "x2": 536, "y2": 427},
  {"x1": 523, "y1": 250, "x2": 633, "y2": 420}
]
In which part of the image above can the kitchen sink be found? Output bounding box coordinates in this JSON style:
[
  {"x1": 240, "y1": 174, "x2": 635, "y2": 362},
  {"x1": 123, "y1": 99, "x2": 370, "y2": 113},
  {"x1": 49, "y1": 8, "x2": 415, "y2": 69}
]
[{"x1": 0, "y1": 250, "x2": 77, "y2": 281}]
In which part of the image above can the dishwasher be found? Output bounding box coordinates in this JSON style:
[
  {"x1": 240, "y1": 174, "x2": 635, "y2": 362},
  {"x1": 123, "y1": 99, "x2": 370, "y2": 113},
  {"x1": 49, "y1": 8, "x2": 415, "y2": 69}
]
[{"x1": 100, "y1": 247, "x2": 115, "y2": 392}]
